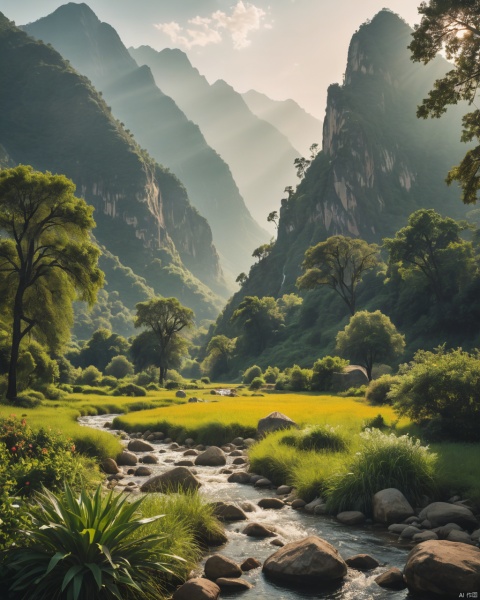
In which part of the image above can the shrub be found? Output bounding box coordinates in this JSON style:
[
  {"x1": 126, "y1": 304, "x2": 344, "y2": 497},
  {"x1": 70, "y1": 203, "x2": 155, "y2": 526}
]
[
  {"x1": 113, "y1": 383, "x2": 147, "y2": 397},
  {"x1": 0, "y1": 442, "x2": 31, "y2": 549},
  {"x1": 249, "y1": 377, "x2": 264, "y2": 391},
  {"x1": 311, "y1": 356, "x2": 349, "y2": 391},
  {"x1": 242, "y1": 365, "x2": 262, "y2": 384},
  {"x1": 146, "y1": 382, "x2": 161, "y2": 391},
  {"x1": 339, "y1": 385, "x2": 367, "y2": 397},
  {"x1": 299, "y1": 425, "x2": 349, "y2": 452},
  {"x1": 264, "y1": 366, "x2": 280, "y2": 384},
  {"x1": 390, "y1": 347, "x2": 480, "y2": 441},
  {"x1": 200, "y1": 377, "x2": 210, "y2": 384},
  {"x1": 326, "y1": 429, "x2": 437, "y2": 515},
  {"x1": 165, "y1": 380, "x2": 180, "y2": 390},
  {"x1": 4, "y1": 484, "x2": 183, "y2": 600},
  {"x1": 135, "y1": 367, "x2": 160, "y2": 387},
  {"x1": 99, "y1": 375, "x2": 118, "y2": 387},
  {"x1": 77, "y1": 365, "x2": 102, "y2": 386},
  {"x1": 287, "y1": 365, "x2": 312, "y2": 391},
  {"x1": 362, "y1": 414, "x2": 389, "y2": 430},
  {"x1": 81, "y1": 386, "x2": 109, "y2": 396},
  {"x1": 105, "y1": 355, "x2": 134, "y2": 379},
  {"x1": 365, "y1": 375, "x2": 401, "y2": 405}
]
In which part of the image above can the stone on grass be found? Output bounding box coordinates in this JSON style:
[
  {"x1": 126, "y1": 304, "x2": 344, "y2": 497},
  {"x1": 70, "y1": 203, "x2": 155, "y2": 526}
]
[
  {"x1": 373, "y1": 488, "x2": 414, "y2": 525},
  {"x1": 345, "y1": 554, "x2": 380, "y2": 571},
  {"x1": 257, "y1": 412, "x2": 298, "y2": 437},
  {"x1": 263, "y1": 536, "x2": 347, "y2": 585},
  {"x1": 172, "y1": 578, "x2": 219, "y2": 600},
  {"x1": 204, "y1": 555, "x2": 242, "y2": 580},
  {"x1": 175, "y1": 390, "x2": 186, "y2": 398},
  {"x1": 418, "y1": 502, "x2": 478, "y2": 529},
  {"x1": 404, "y1": 540, "x2": 480, "y2": 597},
  {"x1": 140, "y1": 467, "x2": 201, "y2": 493},
  {"x1": 336, "y1": 511, "x2": 365, "y2": 525},
  {"x1": 195, "y1": 447, "x2": 227, "y2": 467}
]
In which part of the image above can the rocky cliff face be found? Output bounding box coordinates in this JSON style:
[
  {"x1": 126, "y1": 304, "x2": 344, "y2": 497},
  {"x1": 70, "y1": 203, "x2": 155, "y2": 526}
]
[{"x1": 0, "y1": 12, "x2": 224, "y2": 320}]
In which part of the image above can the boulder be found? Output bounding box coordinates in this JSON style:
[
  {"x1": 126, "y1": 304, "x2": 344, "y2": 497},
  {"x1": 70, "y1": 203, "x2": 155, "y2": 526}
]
[
  {"x1": 175, "y1": 390, "x2": 186, "y2": 398},
  {"x1": 277, "y1": 485, "x2": 292, "y2": 495},
  {"x1": 195, "y1": 447, "x2": 227, "y2": 467},
  {"x1": 304, "y1": 498, "x2": 324, "y2": 513},
  {"x1": 215, "y1": 578, "x2": 253, "y2": 591},
  {"x1": 388, "y1": 523, "x2": 409, "y2": 534},
  {"x1": 211, "y1": 502, "x2": 247, "y2": 521},
  {"x1": 257, "y1": 412, "x2": 297, "y2": 437},
  {"x1": 336, "y1": 511, "x2": 365, "y2": 525},
  {"x1": 175, "y1": 460, "x2": 195, "y2": 467},
  {"x1": 375, "y1": 567, "x2": 406, "y2": 590},
  {"x1": 232, "y1": 457, "x2": 247, "y2": 465},
  {"x1": 141, "y1": 454, "x2": 159, "y2": 464},
  {"x1": 447, "y1": 530, "x2": 476, "y2": 545},
  {"x1": 241, "y1": 557, "x2": 261, "y2": 571},
  {"x1": 345, "y1": 554, "x2": 380, "y2": 570},
  {"x1": 227, "y1": 471, "x2": 251, "y2": 484},
  {"x1": 373, "y1": 488, "x2": 414, "y2": 525},
  {"x1": 291, "y1": 499, "x2": 306, "y2": 509},
  {"x1": 243, "y1": 523, "x2": 277, "y2": 538},
  {"x1": 184, "y1": 449, "x2": 199, "y2": 456},
  {"x1": 400, "y1": 526, "x2": 422, "y2": 540},
  {"x1": 231, "y1": 437, "x2": 244, "y2": 446},
  {"x1": 100, "y1": 458, "x2": 120, "y2": 474},
  {"x1": 116, "y1": 451, "x2": 137, "y2": 466},
  {"x1": 263, "y1": 536, "x2": 347, "y2": 585},
  {"x1": 413, "y1": 531, "x2": 438, "y2": 543},
  {"x1": 436, "y1": 522, "x2": 463, "y2": 539},
  {"x1": 254, "y1": 477, "x2": 272, "y2": 487},
  {"x1": 127, "y1": 439, "x2": 155, "y2": 452},
  {"x1": 404, "y1": 540, "x2": 480, "y2": 596},
  {"x1": 229, "y1": 450, "x2": 244, "y2": 456},
  {"x1": 172, "y1": 578, "x2": 219, "y2": 600},
  {"x1": 243, "y1": 438, "x2": 256, "y2": 447},
  {"x1": 140, "y1": 467, "x2": 201, "y2": 493},
  {"x1": 418, "y1": 502, "x2": 478, "y2": 529},
  {"x1": 204, "y1": 555, "x2": 242, "y2": 580},
  {"x1": 134, "y1": 466, "x2": 152, "y2": 477},
  {"x1": 258, "y1": 498, "x2": 285, "y2": 510}
]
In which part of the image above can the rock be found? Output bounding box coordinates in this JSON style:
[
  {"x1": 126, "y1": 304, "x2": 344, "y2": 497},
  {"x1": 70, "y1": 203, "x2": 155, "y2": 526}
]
[
  {"x1": 413, "y1": 531, "x2": 438, "y2": 543},
  {"x1": 229, "y1": 450, "x2": 244, "y2": 456},
  {"x1": 116, "y1": 451, "x2": 137, "y2": 466},
  {"x1": 215, "y1": 578, "x2": 253, "y2": 591},
  {"x1": 436, "y1": 522, "x2": 464, "y2": 539},
  {"x1": 100, "y1": 458, "x2": 120, "y2": 474},
  {"x1": 184, "y1": 438, "x2": 195, "y2": 446},
  {"x1": 164, "y1": 438, "x2": 172, "y2": 444},
  {"x1": 388, "y1": 523, "x2": 409, "y2": 534},
  {"x1": 189, "y1": 397, "x2": 199, "y2": 403},
  {"x1": 232, "y1": 457, "x2": 247, "y2": 465},
  {"x1": 419, "y1": 502, "x2": 478, "y2": 529},
  {"x1": 127, "y1": 439, "x2": 155, "y2": 452},
  {"x1": 404, "y1": 540, "x2": 480, "y2": 596},
  {"x1": 276, "y1": 485, "x2": 292, "y2": 495},
  {"x1": 373, "y1": 488, "x2": 414, "y2": 525},
  {"x1": 258, "y1": 498, "x2": 285, "y2": 510},
  {"x1": 169, "y1": 442, "x2": 181, "y2": 450},
  {"x1": 336, "y1": 511, "x2": 366, "y2": 525},
  {"x1": 263, "y1": 536, "x2": 347, "y2": 585},
  {"x1": 257, "y1": 412, "x2": 297, "y2": 437},
  {"x1": 291, "y1": 499, "x2": 306, "y2": 509},
  {"x1": 375, "y1": 567, "x2": 406, "y2": 590},
  {"x1": 400, "y1": 526, "x2": 422, "y2": 540},
  {"x1": 103, "y1": 421, "x2": 112, "y2": 428},
  {"x1": 270, "y1": 538, "x2": 285, "y2": 547},
  {"x1": 227, "y1": 472, "x2": 251, "y2": 484},
  {"x1": 231, "y1": 437, "x2": 244, "y2": 446},
  {"x1": 172, "y1": 578, "x2": 220, "y2": 600},
  {"x1": 211, "y1": 502, "x2": 247, "y2": 521},
  {"x1": 241, "y1": 557, "x2": 261, "y2": 571},
  {"x1": 243, "y1": 523, "x2": 277, "y2": 538},
  {"x1": 239, "y1": 501, "x2": 256, "y2": 512},
  {"x1": 134, "y1": 466, "x2": 152, "y2": 477},
  {"x1": 254, "y1": 477, "x2": 272, "y2": 487},
  {"x1": 345, "y1": 554, "x2": 380, "y2": 571},
  {"x1": 195, "y1": 447, "x2": 227, "y2": 467},
  {"x1": 304, "y1": 498, "x2": 324, "y2": 513},
  {"x1": 184, "y1": 449, "x2": 198, "y2": 456},
  {"x1": 404, "y1": 515, "x2": 420, "y2": 524},
  {"x1": 472, "y1": 529, "x2": 480, "y2": 541},
  {"x1": 153, "y1": 432, "x2": 164, "y2": 440},
  {"x1": 220, "y1": 468, "x2": 232, "y2": 474},
  {"x1": 200, "y1": 528, "x2": 228, "y2": 548},
  {"x1": 140, "y1": 467, "x2": 201, "y2": 493},
  {"x1": 447, "y1": 530, "x2": 476, "y2": 545},
  {"x1": 175, "y1": 460, "x2": 195, "y2": 467},
  {"x1": 175, "y1": 390, "x2": 186, "y2": 398},
  {"x1": 141, "y1": 454, "x2": 159, "y2": 464},
  {"x1": 204, "y1": 555, "x2": 242, "y2": 580},
  {"x1": 313, "y1": 504, "x2": 328, "y2": 515},
  {"x1": 243, "y1": 438, "x2": 256, "y2": 447}
]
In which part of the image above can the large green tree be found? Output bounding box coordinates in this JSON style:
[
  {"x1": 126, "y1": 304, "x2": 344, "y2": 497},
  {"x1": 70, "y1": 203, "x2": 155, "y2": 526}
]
[
  {"x1": 134, "y1": 297, "x2": 194, "y2": 384},
  {"x1": 336, "y1": 310, "x2": 405, "y2": 380},
  {"x1": 0, "y1": 166, "x2": 103, "y2": 400},
  {"x1": 230, "y1": 296, "x2": 284, "y2": 354},
  {"x1": 383, "y1": 209, "x2": 474, "y2": 303},
  {"x1": 297, "y1": 235, "x2": 380, "y2": 315},
  {"x1": 410, "y1": 0, "x2": 480, "y2": 203}
]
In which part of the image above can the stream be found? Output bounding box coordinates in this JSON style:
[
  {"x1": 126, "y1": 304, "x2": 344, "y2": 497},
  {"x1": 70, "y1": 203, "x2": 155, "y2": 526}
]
[{"x1": 79, "y1": 413, "x2": 419, "y2": 600}]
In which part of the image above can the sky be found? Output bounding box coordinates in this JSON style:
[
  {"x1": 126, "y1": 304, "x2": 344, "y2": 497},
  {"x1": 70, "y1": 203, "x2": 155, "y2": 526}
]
[{"x1": 1, "y1": 0, "x2": 423, "y2": 118}]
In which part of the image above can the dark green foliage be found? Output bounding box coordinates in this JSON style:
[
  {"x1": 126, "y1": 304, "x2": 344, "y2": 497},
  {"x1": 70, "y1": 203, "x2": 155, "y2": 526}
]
[
  {"x1": 391, "y1": 347, "x2": 480, "y2": 441},
  {"x1": 249, "y1": 377, "x2": 264, "y2": 391},
  {"x1": 311, "y1": 356, "x2": 349, "y2": 391},
  {"x1": 298, "y1": 426, "x2": 349, "y2": 453},
  {"x1": 287, "y1": 365, "x2": 312, "y2": 391},
  {"x1": 113, "y1": 383, "x2": 147, "y2": 397},
  {"x1": 362, "y1": 414, "x2": 389, "y2": 430},
  {"x1": 76, "y1": 365, "x2": 102, "y2": 387},
  {"x1": 105, "y1": 355, "x2": 134, "y2": 379},
  {"x1": 71, "y1": 328, "x2": 130, "y2": 372},
  {"x1": 264, "y1": 365, "x2": 280, "y2": 384},
  {"x1": 242, "y1": 365, "x2": 262, "y2": 384},
  {"x1": 365, "y1": 374, "x2": 401, "y2": 405}
]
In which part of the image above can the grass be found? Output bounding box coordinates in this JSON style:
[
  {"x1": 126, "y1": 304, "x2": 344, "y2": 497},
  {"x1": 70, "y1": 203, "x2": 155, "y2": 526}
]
[{"x1": 432, "y1": 442, "x2": 480, "y2": 507}]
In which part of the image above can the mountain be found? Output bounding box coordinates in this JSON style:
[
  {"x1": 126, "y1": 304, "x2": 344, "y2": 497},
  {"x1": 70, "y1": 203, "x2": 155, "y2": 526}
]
[
  {"x1": 207, "y1": 10, "x2": 472, "y2": 367},
  {"x1": 129, "y1": 45, "x2": 300, "y2": 227},
  {"x1": 0, "y1": 11, "x2": 225, "y2": 324},
  {"x1": 242, "y1": 90, "x2": 322, "y2": 156},
  {"x1": 23, "y1": 2, "x2": 268, "y2": 281}
]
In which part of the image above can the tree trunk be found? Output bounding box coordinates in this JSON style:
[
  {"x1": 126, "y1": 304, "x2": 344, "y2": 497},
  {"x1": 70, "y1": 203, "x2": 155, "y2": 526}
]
[
  {"x1": 159, "y1": 365, "x2": 167, "y2": 386},
  {"x1": 6, "y1": 307, "x2": 22, "y2": 401}
]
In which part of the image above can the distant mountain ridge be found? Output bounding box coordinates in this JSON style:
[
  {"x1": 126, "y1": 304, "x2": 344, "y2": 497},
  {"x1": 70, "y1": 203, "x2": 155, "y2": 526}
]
[
  {"x1": 23, "y1": 2, "x2": 268, "y2": 281},
  {"x1": 129, "y1": 45, "x2": 300, "y2": 226},
  {"x1": 0, "y1": 11, "x2": 225, "y2": 324}
]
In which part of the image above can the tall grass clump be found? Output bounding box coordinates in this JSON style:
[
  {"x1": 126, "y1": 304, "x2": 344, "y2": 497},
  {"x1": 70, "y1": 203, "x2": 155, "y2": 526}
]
[
  {"x1": 298, "y1": 425, "x2": 349, "y2": 452},
  {"x1": 326, "y1": 429, "x2": 437, "y2": 516}
]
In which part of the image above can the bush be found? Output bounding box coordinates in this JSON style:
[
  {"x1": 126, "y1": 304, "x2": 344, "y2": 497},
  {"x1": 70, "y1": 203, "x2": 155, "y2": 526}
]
[
  {"x1": 165, "y1": 380, "x2": 180, "y2": 390},
  {"x1": 81, "y1": 386, "x2": 109, "y2": 396},
  {"x1": 365, "y1": 375, "x2": 401, "y2": 405},
  {"x1": 299, "y1": 425, "x2": 349, "y2": 452},
  {"x1": 200, "y1": 377, "x2": 210, "y2": 384},
  {"x1": 249, "y1": 377, "x2": 264, "y2": 391},
  {"x1": 99, "y1": 375, "x2": 118, "y2": 387},
  {"x1": 311, "y1": 356, "x2": 349, "y2": 391},
  {"x1": 242, "y1": 365, "x2": 262, "y2": 384},
  {"x1": 264, "y1": 366, "x2": 280, "y2": 384},
  {"x1": 362, "y1": 414, "x2": 389, "y2": 430},
  {"x1": 146, "y1": 382, "x2": 161, "y2": 391},
  {"x1": 105, "y1": 355, "x2": 134, "y2": 379},
  {"x1": 77, "y1": 365, "x2": 102, "y2": 386},
  {"x1": 326, "y1": 429, "x2": 437, "y2": 515},
  {"x1": 113, "y1": 383, "x2": 147, "y2": 397},
  {"x1": 134, "y1": 367, "x2": 160, "y2": 387},
  {"x1": 4, "y1": 484, "x2": 182, "y2": 600},
  {"x1": 390, "y1": 347, "x2": 480, "y2": 441},
  {"x1": 339, "y1": 385, "x2": 367, "y2": 397},
  {"x1": 287, "y1": 365, "x2": 312, "y2": 391}
]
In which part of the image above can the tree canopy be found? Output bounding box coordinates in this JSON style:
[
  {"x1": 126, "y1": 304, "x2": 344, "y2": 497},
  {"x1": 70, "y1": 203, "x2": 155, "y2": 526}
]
[
  {"x1": 297, "y1": 235, "x2": 380, "y2": 315},
  {"x1": 410, "y1": 0, "x2": 480, "y2": 203},
  {"x1": 231, "y1": 296, "x2": 284, "y2": 354},
  {"x1": 0, "y1": 165, "x2": 103, "y2": 400}
]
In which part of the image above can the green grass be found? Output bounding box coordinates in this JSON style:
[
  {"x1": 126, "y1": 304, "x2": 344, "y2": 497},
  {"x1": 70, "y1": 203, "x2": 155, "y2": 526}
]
[{"x1": 432, "y1": 442, "x2": 480, "y2": 507}]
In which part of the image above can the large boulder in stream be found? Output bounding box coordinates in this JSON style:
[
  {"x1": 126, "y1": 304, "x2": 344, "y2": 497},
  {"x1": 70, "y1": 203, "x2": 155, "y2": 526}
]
[
  {"x1": 257, "y1": 412, "x2": 297, "y2": 437},
  {"x1": 204, "y1": 554, "x2": 242, "y2": 580},
  {"x1": 418, "y1": 502, "x2": 478, "y2": 529},
  {"x1": 373, "y1": 488, "x2": 414, "y2": 524},
  {"x1": 195, "y1": 446, "x2": 227, "y2": 467},
  {"x1": 127, "y1": 439, "x2": 155, "y2": 452},
  {"x1": 404, "y1": 540, "x2": 480, "y2": 596},
  {"x1": 263, "y1": 536, "x2": 347, "y2": 585},
  {"x1": 140, "y1": 467, "x2": 201, "y2": 493},
  {"x1": 172, "y1": 578, "x2": 220, "y2": 600}
]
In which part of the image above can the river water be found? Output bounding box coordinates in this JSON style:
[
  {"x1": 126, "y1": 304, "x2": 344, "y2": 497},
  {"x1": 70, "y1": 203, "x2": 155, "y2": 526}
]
[{"x1": 79, "y1": 414, "x2": 419, "y2": 600}]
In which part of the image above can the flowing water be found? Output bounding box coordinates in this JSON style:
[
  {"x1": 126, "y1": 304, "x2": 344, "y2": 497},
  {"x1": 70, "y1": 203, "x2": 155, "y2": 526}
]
[{"x1": 79, "y1": 414, "x2": 420, "y2": 599}]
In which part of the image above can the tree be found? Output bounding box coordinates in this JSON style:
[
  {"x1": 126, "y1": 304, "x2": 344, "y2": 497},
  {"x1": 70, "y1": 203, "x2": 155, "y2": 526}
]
[
  {"x1": 267, "y1": 210, "x2": 279, "y2": 229},
  {"x1": 104, "y1": 355, "x2": 134, "y2": 380},
  {"x1": 73, "y1": 328, "x2": 130, "y2": 371},
  {"x1": 252, "y1": 241, "x2": 274, "y2": 262},
  {"x1": 235, "y1": 272, "x2": 247, "y2": 286},
  {"x1": 294, "y1": 156, "x2": 311, "y2": 179},
  {"x1": 231, "y1": 296, "x2": 284, "y2": 354},
  {"x1": 383, "y1": 209, "x2": 474, "y2": 303},
  {"x1": 336, "y1": 310, "x2": 405, "y2": 380},
  {"x1": 410, "y1": 1, "x2": 480, "y2": 203},
  {"x1": 202, "y1": 335, "x2": 236, "y2": 378},
  {"x1": 0, "y1": 166, "x2": 103, "y2": 400},
  {"x1": 297, "y1": 235, "x2": 380, "y2": 315},
  {"x1": 129, "y1": 330, "x2": 188, "y2": 377},
  {"x1": 134, "y1": 297, "x2": 194, "y2": 384}
]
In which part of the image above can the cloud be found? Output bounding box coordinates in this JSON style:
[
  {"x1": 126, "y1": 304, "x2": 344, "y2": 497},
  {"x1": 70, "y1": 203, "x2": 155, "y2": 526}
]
[{"x1": 154, "y1": 2, "x2": 268, "y2": 50}]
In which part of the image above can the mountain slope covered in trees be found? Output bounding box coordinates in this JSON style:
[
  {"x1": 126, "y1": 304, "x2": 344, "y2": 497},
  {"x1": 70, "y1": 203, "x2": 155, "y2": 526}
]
[{"x1": 23, "y1": 2, "x2": 268, "y2": 281}]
